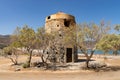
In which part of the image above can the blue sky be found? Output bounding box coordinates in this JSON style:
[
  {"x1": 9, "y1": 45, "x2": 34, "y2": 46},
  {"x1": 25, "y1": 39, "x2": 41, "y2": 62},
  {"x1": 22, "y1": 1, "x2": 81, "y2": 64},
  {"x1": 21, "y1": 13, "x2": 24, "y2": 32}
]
[{"x1": 0, "y1": 0, "x2": 120, "y2": 35}]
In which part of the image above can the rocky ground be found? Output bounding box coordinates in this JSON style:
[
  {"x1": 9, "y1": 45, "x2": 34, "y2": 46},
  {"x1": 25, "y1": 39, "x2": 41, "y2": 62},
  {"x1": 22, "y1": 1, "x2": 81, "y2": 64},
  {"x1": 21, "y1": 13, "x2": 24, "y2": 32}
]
[{"x1": 0, "y1": 55, "x2": 120, "y2": 80}]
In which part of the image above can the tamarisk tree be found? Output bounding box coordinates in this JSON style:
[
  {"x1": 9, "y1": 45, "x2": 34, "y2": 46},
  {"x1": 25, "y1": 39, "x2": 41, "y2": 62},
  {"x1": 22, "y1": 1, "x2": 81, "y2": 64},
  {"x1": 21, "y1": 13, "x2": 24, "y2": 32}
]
[{"x1": 19, "y1": 25, "x2": 36, "y2": 67}]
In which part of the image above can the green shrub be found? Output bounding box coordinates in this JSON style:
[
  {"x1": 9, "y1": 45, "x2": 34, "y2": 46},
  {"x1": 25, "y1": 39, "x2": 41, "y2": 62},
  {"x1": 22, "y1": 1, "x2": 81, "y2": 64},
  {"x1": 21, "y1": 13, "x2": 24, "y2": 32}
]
[{"x1": 22, "y1": 62, "x2": 30, "y2": 68}]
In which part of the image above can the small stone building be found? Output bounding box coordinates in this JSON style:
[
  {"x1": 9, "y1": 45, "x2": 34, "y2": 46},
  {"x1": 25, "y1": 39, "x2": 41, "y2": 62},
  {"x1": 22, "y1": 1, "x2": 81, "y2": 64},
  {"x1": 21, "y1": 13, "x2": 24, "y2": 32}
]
[{"x1": 45, "y1": 12, "x2": 78, "y2": 63}]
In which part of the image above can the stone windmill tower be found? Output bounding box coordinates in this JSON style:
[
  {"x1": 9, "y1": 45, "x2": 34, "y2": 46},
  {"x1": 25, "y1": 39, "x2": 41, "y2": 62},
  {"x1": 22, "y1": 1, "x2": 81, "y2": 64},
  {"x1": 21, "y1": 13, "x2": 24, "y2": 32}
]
[{"x1": 45, "y1": 12, "x2": 78, "y2": 63}]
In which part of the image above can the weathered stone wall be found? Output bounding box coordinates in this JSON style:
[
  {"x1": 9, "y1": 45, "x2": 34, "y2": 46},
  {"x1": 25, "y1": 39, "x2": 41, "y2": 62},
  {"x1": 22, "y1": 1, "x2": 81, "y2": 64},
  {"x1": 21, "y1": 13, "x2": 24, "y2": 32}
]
[
  {"x1": 45, "y1": 12, "x2": 78, "y2": 63},
  {"x1": 45, "y1": 12, "x2": 76, "y2": 33}
]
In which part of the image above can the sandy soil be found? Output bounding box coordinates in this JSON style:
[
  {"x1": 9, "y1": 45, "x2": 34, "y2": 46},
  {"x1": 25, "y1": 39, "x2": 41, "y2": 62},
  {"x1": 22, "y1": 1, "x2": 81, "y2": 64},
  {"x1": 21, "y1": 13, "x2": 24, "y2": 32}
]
[
  {"x1": 0, "y1": 71, "x2": 120, "y2": 80},
  {"x1": 0, "y1": 55, "x2": 120, "y2": 80}
]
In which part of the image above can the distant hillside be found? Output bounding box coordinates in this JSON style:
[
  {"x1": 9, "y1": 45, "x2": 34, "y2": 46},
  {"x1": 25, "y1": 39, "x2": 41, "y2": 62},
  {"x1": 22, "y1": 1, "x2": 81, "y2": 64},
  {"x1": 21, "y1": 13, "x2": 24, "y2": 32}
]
[{"x1": 0, "y1": 35, "x2": 11, "y2": 49}]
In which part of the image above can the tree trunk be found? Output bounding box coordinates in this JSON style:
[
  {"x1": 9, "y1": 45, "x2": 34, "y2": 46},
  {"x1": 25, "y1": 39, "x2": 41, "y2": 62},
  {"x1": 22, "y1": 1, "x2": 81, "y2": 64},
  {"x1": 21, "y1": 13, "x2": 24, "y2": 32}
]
[
  {"x1": 78, "y1": 46, "x2": 95, "y2": 68},
  {"x1": 113, "y1": 50, "x2": 118, "y2": 55},
  {"x1": 41, "y1": 55, "x2": 45, "y2": 63},
  {"x1": 86, "y1": 59, "x2": 89, "y2": 68},
  {"x1": 27, "y1": 51, "x2": 32, "y2": 67},
  {"x1": 84, "y1": 50, "x2": 94, "y2": 68},
  {"x1": 9, "y1": 57, "x2": 18, "y2": 65},
  {"x1": 86, "y1": 50, "x2": 94, "y2": 68}
]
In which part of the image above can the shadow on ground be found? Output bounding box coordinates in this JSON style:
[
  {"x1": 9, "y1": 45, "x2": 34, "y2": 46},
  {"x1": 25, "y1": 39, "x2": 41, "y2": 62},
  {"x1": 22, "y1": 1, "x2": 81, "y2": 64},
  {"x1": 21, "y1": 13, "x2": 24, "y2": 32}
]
[
  {"x1": 77, "y1": 59, "x2": 95, "y2": 62},
  {"x1": 84, "y1": 65, "x2": 120, "y2": 72}
]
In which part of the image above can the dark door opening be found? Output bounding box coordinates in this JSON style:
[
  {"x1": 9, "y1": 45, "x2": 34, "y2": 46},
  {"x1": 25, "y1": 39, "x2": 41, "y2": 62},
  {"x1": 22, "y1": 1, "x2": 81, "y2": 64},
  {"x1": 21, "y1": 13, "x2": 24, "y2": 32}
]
[{"x1": 66, "y1": 48, "x2": 72, "y2": 62}]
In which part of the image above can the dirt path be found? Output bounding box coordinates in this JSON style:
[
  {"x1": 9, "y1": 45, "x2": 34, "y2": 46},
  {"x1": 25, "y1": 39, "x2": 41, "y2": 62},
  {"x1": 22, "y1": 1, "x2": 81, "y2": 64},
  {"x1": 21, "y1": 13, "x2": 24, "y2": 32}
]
[
  {"x1": 0, "y1": 57, "x2": 12, "y2": 72},
  {"x1": 0, "y1": 56, "x2": 120, "y2": 80},
  {"x1": 0, "y1": 71, "x2": 120, "y2": 80}
]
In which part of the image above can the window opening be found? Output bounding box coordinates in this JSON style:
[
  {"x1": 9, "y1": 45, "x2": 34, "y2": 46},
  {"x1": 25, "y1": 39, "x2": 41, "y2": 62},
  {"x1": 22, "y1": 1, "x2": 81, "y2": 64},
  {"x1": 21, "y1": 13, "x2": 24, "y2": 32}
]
[
  {"x1": 64, "y1": 19, "x2": 70, "y2": 27},
  {"x1": 47, "y1": 16, "x2": 51, "y2": 19},
  {"x1": 57, "y1": 25, "x2": 59, "y2": 27}
]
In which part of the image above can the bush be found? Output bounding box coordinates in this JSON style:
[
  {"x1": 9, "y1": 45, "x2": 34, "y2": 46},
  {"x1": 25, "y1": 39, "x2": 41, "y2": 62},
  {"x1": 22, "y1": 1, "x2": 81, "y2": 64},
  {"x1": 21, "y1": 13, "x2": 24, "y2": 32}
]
[
  {"x1": 89, "y1": 62, "x2": 107, "y2": 69},
  {"x1": 22, "y1": 62, "x2": 30, "y2": 68},
  {"x1": 32, "y1": 62, "x2": 39, "y2": 67}
]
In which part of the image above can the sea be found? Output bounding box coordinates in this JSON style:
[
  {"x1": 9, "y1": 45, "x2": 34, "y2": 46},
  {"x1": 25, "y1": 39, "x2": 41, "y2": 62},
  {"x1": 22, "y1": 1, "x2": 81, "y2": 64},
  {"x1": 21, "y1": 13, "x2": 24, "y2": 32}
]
[{"x1": 78, "y1": 49, "x2": 120, "y2": 55}]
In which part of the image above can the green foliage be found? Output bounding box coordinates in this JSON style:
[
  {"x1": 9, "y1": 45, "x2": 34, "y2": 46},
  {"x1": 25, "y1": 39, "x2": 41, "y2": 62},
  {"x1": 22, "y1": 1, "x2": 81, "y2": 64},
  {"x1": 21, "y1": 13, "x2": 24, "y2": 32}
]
[
  {"x1": 18, "y1": 25, "x2": 36, "y2": 67},
  {"x1": 77, "y1": 21, "x2": 110, "y2": 68},
  {"x1": 3, "y1": 46, "x2": 12, "y2": 55},
  {"x1": 4, "y1": 25, "x2": 37, "y2": 67},
  {"x1": 78, "y1": 21, "x2": 110, "y2": 50},
  {"x1": 36, "y1": 27, "x2": 46, "y2": 49},
  {"x1": 115, "y1": 25, "x2": 120, "y2": 35},
  {"x1": 10, "y1": 26, "x2": 22, "y2": 48},
  {"x1": 19, "y1": 25, "x2": 36, "y2": 48},
  {"x1": 63, "y1": 26, "x2": 77, "y2": 46},
  {"x1": 11, "y1": 25, "x2": 36, "y2": 50},
  {"x1": 22, "y1": 62, "x2": 30, "y2": 68},
  {"x1": 96, "y1": 34, "x2": 120, "y2": 54},
  {"x1": 3, "y1": 45, "x2": 19, "y2": 65},
  {"x1": 115, "y1": 24, "x2": 120, "y2": 32}
]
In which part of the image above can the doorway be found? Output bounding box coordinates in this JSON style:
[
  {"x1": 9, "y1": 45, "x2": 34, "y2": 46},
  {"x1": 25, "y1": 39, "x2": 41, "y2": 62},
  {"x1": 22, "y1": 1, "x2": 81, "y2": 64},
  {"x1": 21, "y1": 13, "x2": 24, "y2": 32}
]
[{"x1": 66, "y1": 48, "x2": 72, "y2": 62}]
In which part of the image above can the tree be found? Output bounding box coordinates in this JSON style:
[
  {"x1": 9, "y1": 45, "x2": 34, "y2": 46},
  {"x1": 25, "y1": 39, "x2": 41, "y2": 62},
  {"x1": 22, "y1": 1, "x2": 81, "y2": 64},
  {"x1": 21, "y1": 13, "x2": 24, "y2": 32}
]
[
  {"x1": 36, "y1": 27, "x2": 53, "y2": 67},
  {"x1": 36, "y1": 27, "x2": 46, "y2": 63},
  {"x1": 19, "y1": 25, "x2": 36, "y2": 67},
  {"x1": 96, "y1": 34, "x2": 120, "y2": 55},
  {"x1": 59, "y1": 22, "x2": 109, "y2": 68},
  {"x1": 77, "y1": 21, "x2": 110, "y2": 68},
  {"x1": 115, "y1": 25, "x2": 120, "y2": 32},
  {"x1": 36, "y1": 27, "x2": 66, "y2": 70},
  {"x1": 3, "y1": 27, "x2": 22, "y2": 65},
  {"x1": 45, "y1": 31, "x2": 65, "y2": 70},
  {"x1": 3, "y1": 45, "x2": 19, "y2": 65}
]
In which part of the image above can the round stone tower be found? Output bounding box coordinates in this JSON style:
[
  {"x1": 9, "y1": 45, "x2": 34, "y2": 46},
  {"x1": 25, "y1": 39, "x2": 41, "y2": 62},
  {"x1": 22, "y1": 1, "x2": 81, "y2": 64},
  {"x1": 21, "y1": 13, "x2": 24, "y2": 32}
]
[
  {"x1": 45, "y1": 12, "x2": 76, "y2": 33},
  {"x1": 45, "y1": 12, "x2": 77, "y2": 63}
]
